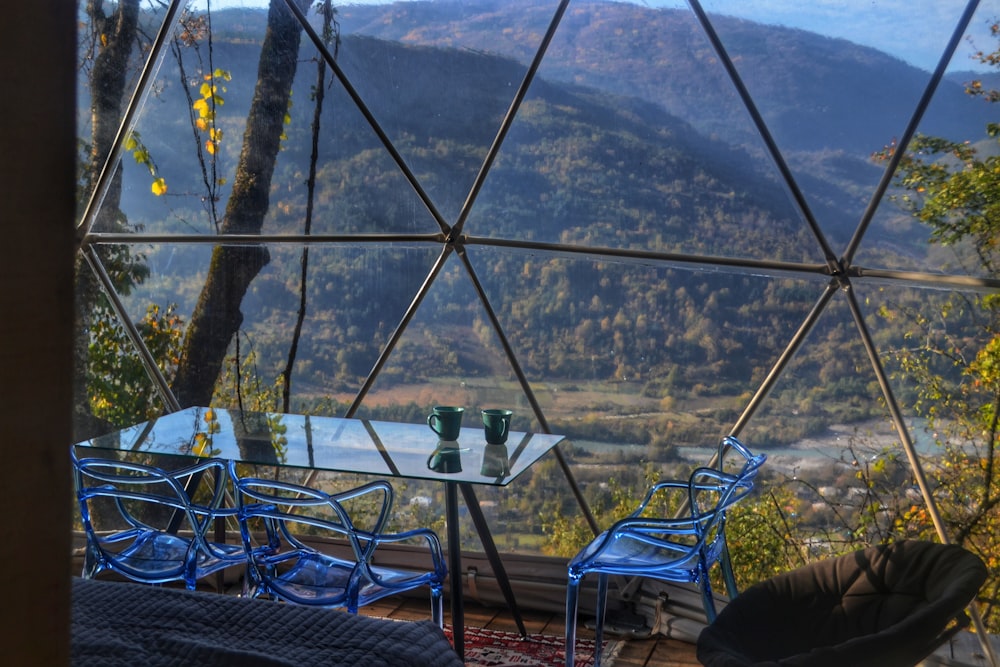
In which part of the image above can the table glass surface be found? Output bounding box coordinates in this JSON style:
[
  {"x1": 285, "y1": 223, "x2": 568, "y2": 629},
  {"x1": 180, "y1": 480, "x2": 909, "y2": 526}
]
[{"x1": 75, "y1": 406, "x2": 564, "y2": 486}]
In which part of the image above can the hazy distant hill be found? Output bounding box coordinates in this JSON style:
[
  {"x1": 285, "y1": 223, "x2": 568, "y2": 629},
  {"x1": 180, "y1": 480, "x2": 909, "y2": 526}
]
[
  {"x1": 114, "y1": 0, "x2": 1000, "y2": 258},
  {"x1": 323, "y1": 0, "x2": 995, "y2": 249},
  {"x1": 337, "y1": 0, "x2": 993, "y2": 155}
]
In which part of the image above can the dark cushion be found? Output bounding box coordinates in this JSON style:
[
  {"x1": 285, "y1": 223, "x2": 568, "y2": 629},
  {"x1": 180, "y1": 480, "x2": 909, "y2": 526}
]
[
  {"x1": 71, "y1": 578, "x2": 463, "y2": 667},
  {"x1": 697, "y1": 540, "x2": 987, "y2": 667}
]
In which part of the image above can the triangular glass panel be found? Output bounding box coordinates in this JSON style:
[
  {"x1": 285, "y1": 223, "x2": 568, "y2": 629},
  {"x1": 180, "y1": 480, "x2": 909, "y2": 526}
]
[
  {"x1": 94, "y1": 0, "x2": 441, "y2": 237},
  {"x1": 466, "y1": 245, "x2": 823, "y2": 460},
  {"x1": 855, "y1": 1, "x2": 999, "y2": 280},
  {"x1": 853, "y1": 280, "x2": 999, "y2": 534},
  {"x1": 331, "y1": 2, "x2": 564, "y2": 224},
  {"x1": 695, "y1": 1, "x2": 975, "y2": 253},
  {"x1": 86, "y1": 241, "x2": 441, "y2": 414},
  {"x1": 351, "y1": 250, "x2": 531, "y2": 426},
  {"x1": 464, "y1": 0, "x2": 819, "y2": 265},
  {"x1": 77, "y1": 1, "x2": 176, "y2": 230}
]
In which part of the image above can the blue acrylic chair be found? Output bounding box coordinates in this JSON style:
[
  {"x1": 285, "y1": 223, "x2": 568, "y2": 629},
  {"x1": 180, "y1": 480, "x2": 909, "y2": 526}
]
[
  {"x1": 228, "y1": 461, "x2": 447, "y2": 626},
  {"x1": 71, "y1": 447, "x2": 245, "y2": 590},
  {"x1": 564, "y1": 437, "x2": 765, "y2": 667}
]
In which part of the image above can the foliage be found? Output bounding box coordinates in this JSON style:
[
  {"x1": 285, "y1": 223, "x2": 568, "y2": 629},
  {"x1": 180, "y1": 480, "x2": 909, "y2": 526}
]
[
  {"x1": 88, "y1": 303, "x2": 184, "y2": 426},
  {"x1": 869, "y1": 22, "x2": 1000, "y2": 631},
  {"x1": 539, "y1": 464, "x2": 666, "y2": 558},
  {"x1": 172, "y1": 9, "x2": 234, "y2": 231},
  {"x1": 212, "y1": 336, "x2": 284, "y2": 414},
  {"x1": 724, "y1": 484, "x2": 811, "y2": 587},
  {"x1": 124, "y1": 131, "x2": 168, "y2": 196}
]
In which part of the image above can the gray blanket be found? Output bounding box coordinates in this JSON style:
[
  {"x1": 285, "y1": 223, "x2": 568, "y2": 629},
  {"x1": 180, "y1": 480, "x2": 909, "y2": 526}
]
[{"x1": 71, "y1": 578, "x2": 463, "y2": 667}]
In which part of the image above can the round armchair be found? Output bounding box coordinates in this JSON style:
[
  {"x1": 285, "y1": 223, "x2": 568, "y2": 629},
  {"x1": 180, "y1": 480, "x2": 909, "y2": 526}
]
[{"x1": 696, "y1": 540, "x2": 987, "y2": 667}]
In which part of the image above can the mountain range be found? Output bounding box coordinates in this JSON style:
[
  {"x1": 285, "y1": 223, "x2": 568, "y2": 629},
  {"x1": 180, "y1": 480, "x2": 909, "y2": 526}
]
[
  {"x1": 94, "y1": 0, "x2": 998, "y2": 423},
  {"x1": 188, "y1": 0, "x2": 995, "y2": 254}
]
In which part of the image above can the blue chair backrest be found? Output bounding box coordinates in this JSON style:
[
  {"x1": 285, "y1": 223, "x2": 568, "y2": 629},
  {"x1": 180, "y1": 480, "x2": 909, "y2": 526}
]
[
  {"x1": 227, "y1": 461, "x2": 394, "y2": 566},
  {"x1": 71, "y1": 447, "x2": 234, "y2": 581},
  {"x1": 73, "y1": 449, "x2": 228, "y2": 533}
]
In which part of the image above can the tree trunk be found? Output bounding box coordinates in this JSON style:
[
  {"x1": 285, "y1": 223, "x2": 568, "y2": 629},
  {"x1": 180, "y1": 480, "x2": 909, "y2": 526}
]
[
  {"x1": 73, "y1": 0, "x2": 140, "y2": 441},
  {"x1": 171, "y1": 0, "x2": 310, "y2": 408}
]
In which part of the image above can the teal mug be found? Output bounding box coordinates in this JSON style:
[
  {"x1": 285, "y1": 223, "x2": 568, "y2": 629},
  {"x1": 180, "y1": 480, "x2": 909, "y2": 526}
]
[
  {"x1": 427, "y1": 406, "x2": 464, "y2": 441},
  {"x1": 482, "y1": 408, "x2": 513, "y2": 445}
]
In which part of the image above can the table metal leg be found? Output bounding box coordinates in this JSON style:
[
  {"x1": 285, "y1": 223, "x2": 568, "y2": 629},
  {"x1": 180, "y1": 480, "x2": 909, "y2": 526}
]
[
  {"x1": 445, "y1": 481, "x2": 464, "y2": 660},
  {"x1": 460, "y1": 482, "x2": 528, "y2": 637},
  {"x1": 215, "y1": 515, "x2": 226, "y2": 593}
]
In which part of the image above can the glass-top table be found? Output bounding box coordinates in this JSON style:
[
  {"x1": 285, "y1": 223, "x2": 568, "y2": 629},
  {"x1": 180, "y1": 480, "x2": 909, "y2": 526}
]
[
  {"x1": 79, "y1": 405, "x2": 561, "y2": 486},
  {"x1": 74, "y1": 406, "x2": 566, "y2": 660}
]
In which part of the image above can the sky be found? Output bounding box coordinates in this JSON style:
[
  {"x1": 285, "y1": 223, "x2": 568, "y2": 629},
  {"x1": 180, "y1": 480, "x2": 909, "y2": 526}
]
[{"x1": 188, "y1": 0, "x2": 997, "y2": 72}]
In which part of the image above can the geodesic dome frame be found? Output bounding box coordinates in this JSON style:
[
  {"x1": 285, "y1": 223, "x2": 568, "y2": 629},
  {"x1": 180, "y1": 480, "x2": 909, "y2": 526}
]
[{"x1": 75, "y1": 0, "x2": 999, "y2": 656}]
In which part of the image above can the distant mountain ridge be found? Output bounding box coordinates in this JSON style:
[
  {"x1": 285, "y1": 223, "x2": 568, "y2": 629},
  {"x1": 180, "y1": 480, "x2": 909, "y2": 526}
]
[
  {"x1": 194, "y1": 0, "x2": 995, "y2": 254},
  {"x1": 335, "y1": 0, "x2": 993, "y2": 156}
]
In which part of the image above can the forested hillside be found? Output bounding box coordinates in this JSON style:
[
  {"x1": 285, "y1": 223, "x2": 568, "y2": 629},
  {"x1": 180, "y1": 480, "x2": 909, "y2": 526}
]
[
  {"x1": 107, "y1": 1, "x2": 990, "y2": 444},
  {"x1": 337, "y1": 0, "x2": 992, "y2": 243}
]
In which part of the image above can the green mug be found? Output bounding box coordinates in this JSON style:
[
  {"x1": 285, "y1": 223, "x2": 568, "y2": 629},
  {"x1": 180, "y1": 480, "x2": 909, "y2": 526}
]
[
  {"x1": 482, "y1": 408, "x2": 513, "y2": 445},
  {"x1": 427, "y1": 406, "x2": 464, "y2": 441}
]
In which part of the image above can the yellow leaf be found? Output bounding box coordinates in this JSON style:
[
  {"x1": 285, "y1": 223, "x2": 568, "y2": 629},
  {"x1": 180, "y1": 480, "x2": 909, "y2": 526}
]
[
  {"x1": 151, "y1": 177, "x2": 167, "y2": 196},
  {"x1": 193, "y1": 433, "x2": 209, "y2": 457},
  {"x1": 200, "y1": 82, "x2": 213, "y2": 98},
  {"x1": 205, "y1": 140, "x2": 216, "y2": 155},
  {"x1": 195, "y1": 117, "x2": 207, "y2": 131}
]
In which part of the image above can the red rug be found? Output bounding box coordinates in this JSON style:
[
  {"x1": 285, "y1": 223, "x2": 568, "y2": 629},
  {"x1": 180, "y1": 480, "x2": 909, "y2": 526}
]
[{"x1": 444, "y1": 626, "x2": 620, "y2": 667}]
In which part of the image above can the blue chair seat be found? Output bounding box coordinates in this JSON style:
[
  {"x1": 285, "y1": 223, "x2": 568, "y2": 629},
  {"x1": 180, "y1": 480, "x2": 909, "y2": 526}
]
[
  {"x1": 258, "y1": 555, "x2": 358, "y2": 605},
  {"x1": 99, "y1": 529, "x2": 245, "y2": 580},
  {"x1": 229, "y1": 461, "x2": 448, "y2": 625}
]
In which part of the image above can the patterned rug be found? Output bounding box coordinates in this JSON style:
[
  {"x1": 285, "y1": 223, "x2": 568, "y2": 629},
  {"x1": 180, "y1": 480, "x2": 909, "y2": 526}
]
[{"x1": 444, "y1": 626, "x2": 621, "y2": 667}]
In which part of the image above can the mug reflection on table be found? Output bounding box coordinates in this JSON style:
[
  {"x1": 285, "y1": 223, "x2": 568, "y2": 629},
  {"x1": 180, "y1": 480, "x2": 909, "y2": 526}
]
[
  {"x1": 480, "y1": 443, "x2": 510, "y2": 479},
  {"x1": 427, "y1": 443, "x2": 463, "y2": 473}
]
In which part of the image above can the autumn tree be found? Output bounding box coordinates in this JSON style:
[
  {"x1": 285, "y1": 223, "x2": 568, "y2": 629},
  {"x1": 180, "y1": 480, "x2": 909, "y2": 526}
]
[
  {"x1": 873, "y1": 22, "x2": 1000, "y2": 630},
  {"x1": 171, "y1": 0, "x2": 312, "y2": 409},
  {"x1": 76, "y1": 0, "x2": 153, "y2": 438}
]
